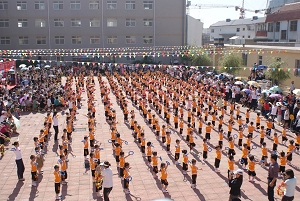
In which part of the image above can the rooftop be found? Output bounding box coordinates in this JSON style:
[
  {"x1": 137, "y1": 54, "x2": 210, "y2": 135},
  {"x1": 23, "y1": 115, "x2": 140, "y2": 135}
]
[
  {"x1": 210, "y1": 17, "x2": 266, "y2": 27},
  {"x1": 266, "y1": 2, "x2": 300, "y2": 22},
  {"x1": 225, "y1": 44, "x2": 300, "y2": 52}
]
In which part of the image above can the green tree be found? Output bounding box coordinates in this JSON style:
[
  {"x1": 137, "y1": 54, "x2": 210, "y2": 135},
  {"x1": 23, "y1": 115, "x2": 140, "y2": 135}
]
[
  {"x1": 219, "y1": 54, "x2": 242, "y2": 74},
  {"x1": 265, "y1": 58, "x2": 290, "y2": 85},
  {"x1": 190, "y1": 54, "x2": 212, "y2": 66}
]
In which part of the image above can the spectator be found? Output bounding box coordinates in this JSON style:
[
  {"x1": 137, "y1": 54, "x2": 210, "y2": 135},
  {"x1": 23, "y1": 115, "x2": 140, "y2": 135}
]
[
  {"x1": 267, "y1": 154, "x2": 279, "y2": 201},
  {"x1": 228, "y1": 169, "x2": 243, "y2": 201},
  {"x1": 100, "y1": 161, "x2": 113, "y2": 201},
  {"x1": 282, "y1": 169, "x2": 297, "y2": 201}
]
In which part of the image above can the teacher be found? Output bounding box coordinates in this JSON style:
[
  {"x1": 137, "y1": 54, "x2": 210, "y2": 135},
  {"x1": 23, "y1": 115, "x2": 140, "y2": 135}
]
[
  {"x1": 267, "y1": 154, "x2": 279, "y2": 201},
  {"x1": 228, "y1": 169, "x2": 243, "y2": 201},
  {"x1": 282, "y1": 169, "x2": 297, "y2": 201},
  {"x1": 11, "y1": 141, "x2": 25, "y2": 181},
  {"x1": 100, "y1": 161, "x2": 113, "y2": 201}
]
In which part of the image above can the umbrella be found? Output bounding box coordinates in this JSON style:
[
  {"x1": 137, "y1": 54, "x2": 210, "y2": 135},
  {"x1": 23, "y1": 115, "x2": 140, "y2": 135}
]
[
  {"x1": 34, "y1": 67, "x2": 41, "y2": 70},
  {"x1": 234, "y1": 81, "x2": 244, "y2": 85},
  {"x1": 234, "y1": 77, "x2": 242, "y2": 80},
  {"x1": 19, "y1": 64, "x2": 26, "y2": 68},
  {"x1": 242, "y1": 89, "x2": 251, "y2": 94},
  {"x1": 269, "y1": 86, "x2": 282, "y2": 93},
  {"x1": 257, "y1": 65, "x2": 267, "y2": 70},
  {"x1": 21, "y1": 67, "x2": 29, "y2": 71},
  {"x1": 262, "y1": 89, "x2": 271, "y2": 94},
  {"x1": 293, "y1": 89, "x2": 300, "y2": 96},
  {"x1": 269, "y1": 94, "x2": 282, "y2": 99},
  {"x1": 172, "y1": 66, "x2": 179, "y2": 69},
  {"x1": 44, "y1": 65, "x2": 51, "y2": 68},
  {"x1": 190, "y1": 66, "x2": 196, "y2": 69},
  {"x1": 247, "y1": 81, "x2": 259, "y2": 87},
  {"x1": 8, "y1": 68, "x2": 15, "y2": 73}
]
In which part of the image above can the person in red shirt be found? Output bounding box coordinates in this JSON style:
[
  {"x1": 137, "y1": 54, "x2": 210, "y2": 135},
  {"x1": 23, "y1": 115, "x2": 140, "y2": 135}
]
[{"x1": 263, "y1": 102, "x2": 270, "y2": 118}]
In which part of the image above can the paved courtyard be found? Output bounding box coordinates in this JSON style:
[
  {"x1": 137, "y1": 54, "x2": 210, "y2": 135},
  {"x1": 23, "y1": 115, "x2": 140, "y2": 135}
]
[{"x1": 0, "y1": 75, "x2": 299, "y2": 201}]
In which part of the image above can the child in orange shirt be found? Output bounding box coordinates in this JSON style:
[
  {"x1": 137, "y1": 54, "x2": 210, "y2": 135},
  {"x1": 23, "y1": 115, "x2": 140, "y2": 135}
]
[
  {"x1": 160, "y1": 162, "x2": 169, "y2": 193},
  {"x1": 281, "y1": 126, "x2": 288, "y2": 145},
  {"x1": 166, "y1": 131, "x2": 171, "y2": 155},
  {"x1": 190, "y1": 159, "x2": 202, "y2": 188},
  {"x1": 205, "y1": 122, "x2": 212, "y2": 141},
  {"x1": 174, "y1": 139, "x2": 181, "y2": 165},
  {"x1": 152, "y1": 151, "x2": 159, "y2": 178},
  {"x1": 273, "y1": 132, "x2": 279, "y2": 152},
  {"x1": 238, "y1": 126, "x2": 244, "y2": 149},
  {"x1": 179, "y1": 118, "x2": 184, "y2": 135},
  {"x1": 248, "y1": 155, "x2": 258, "y2": 182},
  {"x1": 182, "y1": 149, "x2": 188, "y2": 174},
  {"x1": 260, "y1": 126, "x2": 265, "y2": 145},
  {"x1": 82, "y1": 136, "x2": 89, "y2": 159},
  {"x1": 245, "y1": 109, "x2": 250, "y2": 124},
  {"x1": 214, "y1": 145, "x2": 221, "y2": 172},
  {"x1": 227, "y1": 155, "x2": 235, "y2": 179},
  {"x1": 256, "y1": 113, "x2": 261, "y2": 129},
  {"x1": 30, "y1": 155, "x2": 38, "y2": 187},
  {"x1": 203, "y1": 138, "x2": 208, "y2": 161},
  {"x1": 198, "y1": 117, "x2": 203, "y2": 134},
  {"x1": 123, "y1": 162, "x2": 131, "y2": 194},
  {"x1": 54, "y1": 165, "x2": 61, "y2": 200},
  {"x1": 241, "y1": 143, "x2": 249, "y2": 169}
]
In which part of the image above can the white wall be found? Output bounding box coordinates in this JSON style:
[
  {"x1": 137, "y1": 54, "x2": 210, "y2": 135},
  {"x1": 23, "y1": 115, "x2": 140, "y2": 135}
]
[
  {"x1": 267, "y1": 20, "x2": 300, "y2": 42},
  {"x1": 210, "y1": 25, "x2": 257, "y2": 41},
  {"x1": 187, "y1": 15, "x2": 203, "y2": 46}
]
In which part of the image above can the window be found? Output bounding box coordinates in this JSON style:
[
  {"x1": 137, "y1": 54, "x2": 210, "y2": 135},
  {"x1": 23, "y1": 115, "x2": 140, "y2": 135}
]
[
  {"x1": 35, "y1": 19, "x2": 46, "y2": 27},
  {"x1": 275, "y1": 22, "x2": 280, "y2": 32},
  {"x1": 258, "y1": 56, "x2": 263, "y2": 65},
  {"x1": 125, "y1": 1, "x2": 135, "y2": 10},
  {"x1": 56, "y1": 56, "x2": 64, "y2": 62},
  {"x1": 71, "y1": 36, "x2": 81, "y2": 44},
  {"x1": 143, "y1": 1, "x2": 153, "y2": 9},
  {"x1": 143, "y1": 19, "x2": 153, "y2": 27},
  {"x1": 90, "y1": 18, "x2": 100, "y2": 27},
  {"x1": 107, "y1": 18, "x2": 117, "y2": 27},
  {"x1": 54, "y1": 19, "x2": 64, "y2": 27},
  {"x1": 89, "y1": 1, "x2": 99, "y2": 9},
  {"x1": 17, "y1": 1, "x2": 26, "y2": 10},
  {"x1": 248, "y1": 35, "x2": 250, "y2": 38},
  {"x1": 295, "y1": 60, "x2": 300, "y2": 76},
  {"x1": 290, "y1": 20, "x2": 297, "y2": 31},
  {"x1": 107, "y1": 1, "x2": 117, "y2": 9},
  {"x1": 36, "y1": 36, "x2": 46, "y2": 45},
  {"x1": 107, "y1": 36, "x2": 117, "y2": 44},
  {"x1": 0, "y1": 19, "x2": 9, "y2": 28},
  {"x1": 242, "y1": 28, "x2": 245, "y2": 31},
  {"x1": 17, "y1": 19, "x2": 27, "y2": 27},
  {"x1": 126, "y1": 36, "x2": 136, "y2": 44},
  {"x1": 0, "y1": 1, "x2": 8, "y2": 10},
  {"x1": 90, "y1": 36, "x2": 100, "y2": 44},
  {"x1": 0, "y1": 37, "x2": 10, "y2": 45},
  {"x1": 281, "y1": 30, "x2": 286, "y2": 40},
  {"x1": 35, "y1": 1, "x2": 45, "y2": 10},
  {"x1": 126, "y1": 18, "x2": 135, "y2": 27},
  {"x1": 70, "y1": 1, "x2": 80, "y2": 10},
  {"x1": 71, "y1": 19, "x2": 81, "y2": 27},
  {"x1": 268, "y1": 23, "x2": 274, "y2": 32},
  {"x1": 19, "y1": 36, "x2": 29, "y2": 45},
  {"x1": 242, "y1": 36, "x2": 245, "y2": 38},
  {"x1": 53, "y1": 1, "x2": 63, "y2": 10},
  {"x1": 236, "y1": 28, "x2": 240, "y2": 32},
  {"x1": 54, "y1": 36, "x2": 64, "y2": 45},
  {"x1": 211, "y1": 29, "x2": 214, "y2": 33},
  {"x1": 289, "y1": 39, "x2": 296, "y2": 42},
  {"x1": 143, "y1": 36, "x2": 153, "y2": 44}
]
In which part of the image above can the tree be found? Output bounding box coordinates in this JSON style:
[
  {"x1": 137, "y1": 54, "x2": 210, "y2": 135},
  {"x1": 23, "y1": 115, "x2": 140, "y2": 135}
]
[
  {"x1": 190, "y1": 54, "x2": 212, "y2": 66},
  {"x1": 265, "y1": 58, "x2": 290, "y2": 85},
  {"x1": 219, "y1": 54, "x2": 242, "y2": 74}
]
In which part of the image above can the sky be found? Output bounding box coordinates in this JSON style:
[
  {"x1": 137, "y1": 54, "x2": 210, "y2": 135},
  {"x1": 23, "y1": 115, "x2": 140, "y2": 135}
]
[{"x1": 189, "y1": 0, "x2": 269, "y2": 28}]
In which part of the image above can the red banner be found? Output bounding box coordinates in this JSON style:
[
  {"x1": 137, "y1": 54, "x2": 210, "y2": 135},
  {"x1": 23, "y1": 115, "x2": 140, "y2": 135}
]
[{"x1": 0, "y1": 60, "x2": 15, "y2": 72}]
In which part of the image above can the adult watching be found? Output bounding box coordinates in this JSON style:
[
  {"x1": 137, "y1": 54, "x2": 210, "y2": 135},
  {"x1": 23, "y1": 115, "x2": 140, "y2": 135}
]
[
  {"x1": 282, "y1": 169, "x2": 297, "y2": 201},
  {"x1": 11, "y1": 141, "x2": 25, "y2": 181},
  {"x1": 100, "y1": 161, "x2": 113, "y2": 201},
  {"x1": 267, "y1": 154, "x2": 279, "y2": 201},
  {"x1": 228, "y1": 169, "x2": 243, "y2": 201}
]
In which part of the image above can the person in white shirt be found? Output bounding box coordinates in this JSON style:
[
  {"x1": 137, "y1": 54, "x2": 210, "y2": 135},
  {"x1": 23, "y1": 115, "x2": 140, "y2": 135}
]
[
  {"x1": 53, "y1": 111, "x2": 59, "y2": 141},
  {"x1": 11, "y1": 141, "x2": 25, "y2": 181},
  {"x1": 68, "y1": 100, "x2": 73, "y2": 113},
  {"x1": 100, "y1": 161, "x2": 113, "y2": 201},
  {"x1": 290, "y1": 81, "x2": 295, "y2": 92},
  {"x1": 282, "y1": 169, "x2": 297, "y2": 201}
]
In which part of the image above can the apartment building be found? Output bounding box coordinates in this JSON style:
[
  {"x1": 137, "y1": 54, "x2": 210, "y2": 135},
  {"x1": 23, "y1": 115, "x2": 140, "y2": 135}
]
[{"x1": 0, "y1": 0, "x2": 188, "y2": 62}]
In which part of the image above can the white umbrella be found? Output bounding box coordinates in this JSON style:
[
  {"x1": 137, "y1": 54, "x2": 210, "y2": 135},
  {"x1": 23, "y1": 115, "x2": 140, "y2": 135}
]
[
  {"x1": 19, "y1": 64, "x2": 26, "y2": 68},
  {"x1": 34, "y1": 67, "x2": 41, "y2": 70},
  {"x1": 44, "y1": 65, "x2": 51, "y2": 68},
  {"x1": 293, "y1": 89, "x2": 300, "y2": 96},
  {"x1": 21, "y1": 67, "x2": 29, "y2": 71},
  {"x1": 8, "y1": 68, "x2": 15, "y2": 73},
  {"x1": 234, "y1": 81, "x2": 244, "y2": 85}
]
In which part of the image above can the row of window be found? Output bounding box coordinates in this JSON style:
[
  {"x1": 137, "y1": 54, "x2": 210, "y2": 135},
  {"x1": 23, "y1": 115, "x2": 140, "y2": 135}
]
[
  {"x1": 0, "y1": 1, "x2": 153, "y2": 10},
  {"x1": 0, "y1": 36, "x2": 154, "y2": 45},
  {"x1": 0, "y1": 18, "x2": 153, "y2": 28},
  {"x1": 267, "y1": 21, "x2": 298, "y2": 32}
]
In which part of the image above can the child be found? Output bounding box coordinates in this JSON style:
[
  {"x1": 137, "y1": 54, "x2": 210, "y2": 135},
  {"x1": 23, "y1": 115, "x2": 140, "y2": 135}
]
[
  {"x1": 140, "y1": 133, "x2": 146, "y2": 156},
  {"x1": 190, "y1": 159, "x2": 202, "y2": 188},
  {"x1": 266, "y1": 118, "x2": 273, "y2": 138},
  {"x1": 261, "y1": 142, "x2": 268, "y2": 167},
  {"x1": 205, "y1": 122, "x2": 212, "y2": 142},
  {"x1": 166, "y1": 131, "x2": 171, "y2": 155},
  {"x1": 248, "y1": 155, "x2": 257, "y2": 182},
  {"x1": 211, "y1": 112, "x2": 216, "y2": 127},
  {"x1": 89, "y1": 128, "x2": 95, "y2": 149},
  {"x1": 175, "y1": 139, "x2": 180, "y2": 165},
  {"x1": 198, "y1": 117, "x2": 203, "y2": 135},
  {"x1": 30, "y1": 155, "x2": 38, "y2": 187},
  {"x1": 238, "y1": 126, "x2": 244, "y2": 149},
  {"x1": 79, "y1": 135, "x2": 87, "y2": 154},
  {"x1": 58, "y1": 155, "x2": 68, "y2": 185},
  {"x1": 260, "y1": 126, "x2": 265, "y2": 145},
  {"x1": 228, "y1": 136, "x2": 235, "y2": 156},
  {"x1": 227, "y1": 155, "x2": 235, "y2": 179},
  {"x1": 120, "y1": 151, "x2": 130, "y2": 178},
  {"x1": 152, "y1": 151, "x2": 159, "y2": 178},
  {"x1": 160, "y1": 162, "x2": 169, "y2": 193},
  {"x1": 204, "y1": 108, "x2": 208, "y2": 122},
  {"x1": 282, "y1": 126, "x2": 288, "y2": 145},
  {"x1": 146, "y1": 142, "x2": 152, "y2": 165},
  {"x1": 279, "y1": 151, "x2": 287, "y2": 176},
  {"x1": 286, "y1": 140, "x2": 295, "y2": 165},
  {"x1": 203, "y1": 138, "x2": 208, "y2": 161},
  {"x1": 218, "y1": 129, "x2": 224, "y2": 149},
  {"x1": 227, "y1": 120, "x2": 233, "y2": 139},
  {"x1": 123, "y1": 162, "x2": 131, "y2": 194},
  {"x1": 179, "y1": 118, "x2": 184, "y2": 135},
  {"x1": 54, "y1": 165, "x2": 61, "y2": 200},
  {"x1": 114, "y1": 143, "x2": 121, "y2": 167},
  {"x1": 256, "y1": 113, "x2": 261, "y2": 129},
  {"x1": 241, "y1": 143, "x2": 249, "y2": 169},
  {"x1": 182, "y1": 149, "x2": 188, "y2": 174},
  {"x1": 273, "y1": 132, "x2": 279, "y2": 152},
  {"x1": 245, "y1": 109, "x2": 250, "y2": 124},
  {"x1": 248, "y1": 122, "x2": 255, "y2": 138},
  {"x1": 161, "y1": 125, "x2": 166, "y2": 144},
  {"x1": 94, "y1": 144, "x2": 101, "y2": 164},
  {"x1": 295, "y1": 132, "x2": 300, "y2": 153},
  {"x1": 186, "y1": 124, "x2": 193, "y2": 142},
  {"x1": 90, "y1": 153, "x2": 97, "y2": 180},
  {"x1": 174, "y1": 114, "x2": 179, "y2": 129},
  {"x1": 214, "y1": 145, "x2": 221, "y2": 172},
  {"x1": 218, "y1": 116, "x2": 223, "y2": 131}
]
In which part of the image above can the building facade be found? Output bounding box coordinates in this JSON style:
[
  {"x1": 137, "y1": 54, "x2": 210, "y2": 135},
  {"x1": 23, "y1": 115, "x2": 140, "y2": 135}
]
[
  {"x1": 266, "y1": 2, "x2": 300, "y2": 43},
  {"x1": 0, "y1": 0, "x2": 187, "y2": 63},
  {"x1": 268, "y1": 0, "x2": 300, "y2": 13},
  {"x1": 209, "y1": 17, "x2": 267, "y2": 43},
  {"x1": 186, "y1": 15, "x2": 203, "y2": 47}
]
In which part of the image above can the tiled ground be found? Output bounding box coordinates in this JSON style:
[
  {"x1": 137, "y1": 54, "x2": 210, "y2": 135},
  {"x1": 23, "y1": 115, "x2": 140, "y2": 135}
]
[{"x1": 0, "y1": 75, "x2": 300, "y2": 201}]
